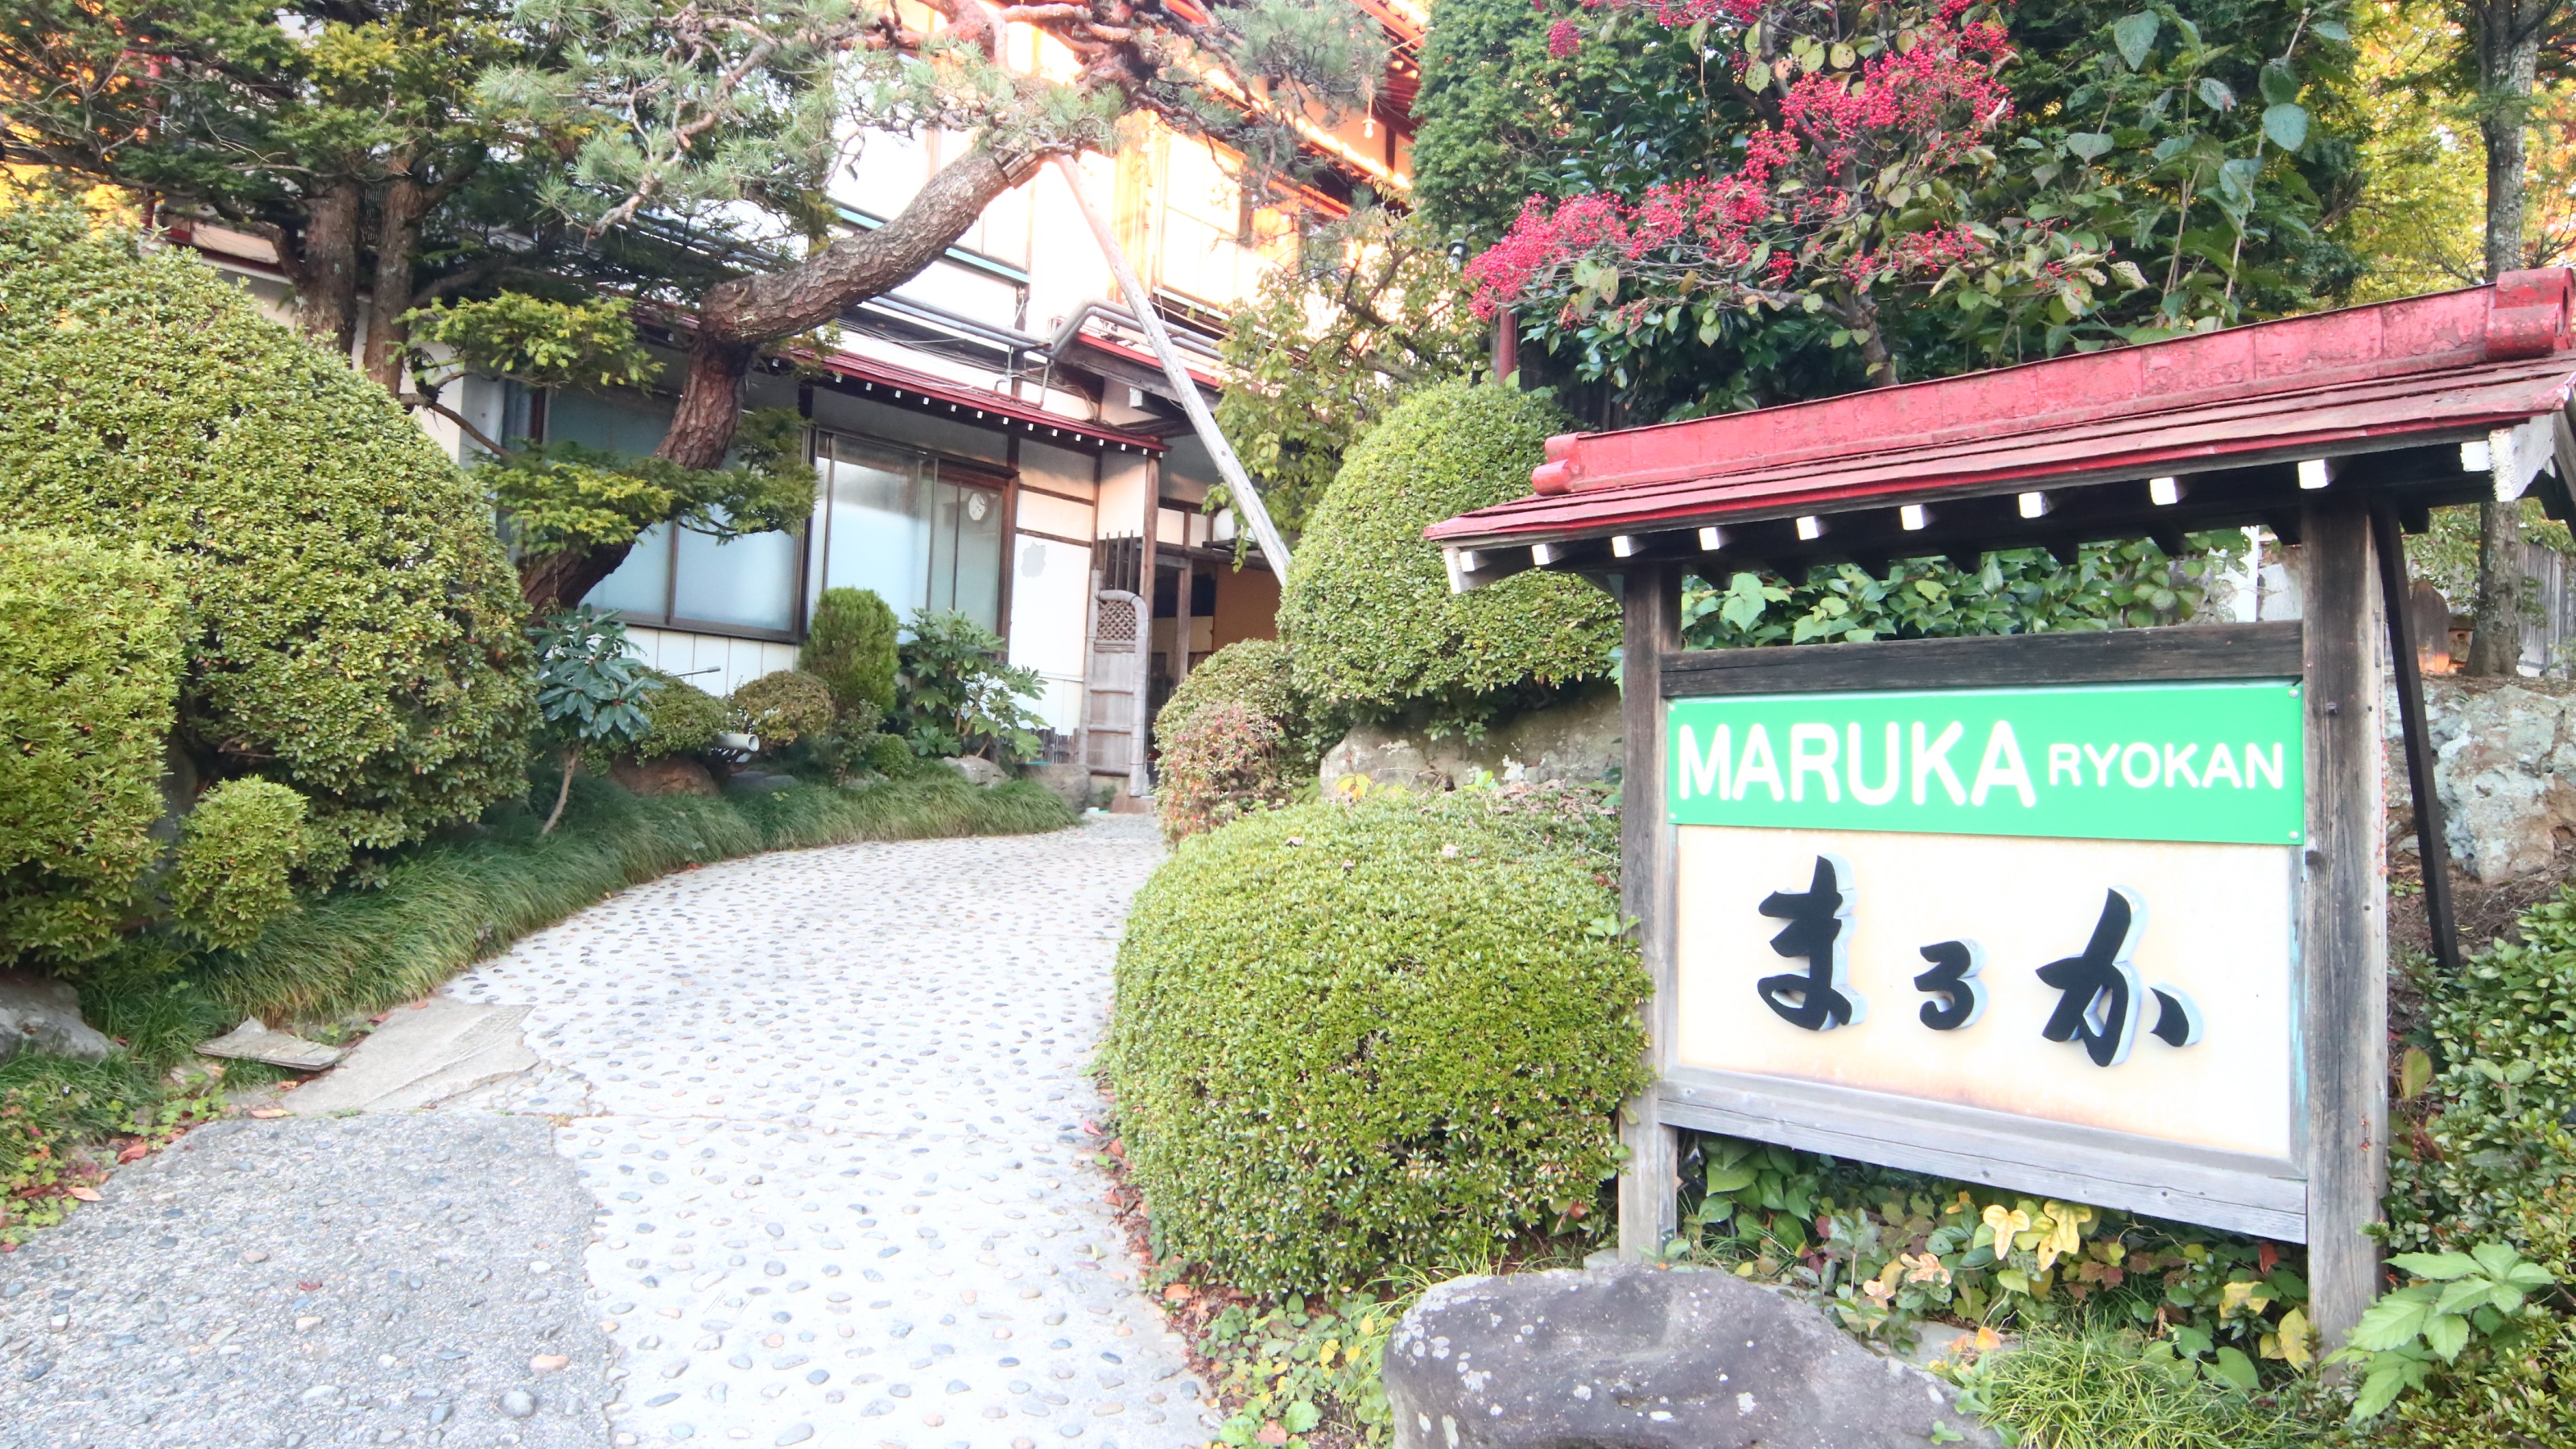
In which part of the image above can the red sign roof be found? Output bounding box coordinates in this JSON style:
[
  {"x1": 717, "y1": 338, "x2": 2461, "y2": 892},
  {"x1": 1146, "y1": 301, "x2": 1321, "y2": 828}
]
[{"x1": 1426, "y1": 271, "x2": 2576, "y2": 568}]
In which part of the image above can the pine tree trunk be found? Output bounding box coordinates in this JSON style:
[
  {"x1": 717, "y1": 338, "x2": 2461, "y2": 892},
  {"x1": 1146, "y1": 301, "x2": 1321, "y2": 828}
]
[
  {"x1": 295, "y1": 180, "x2": 365, "y2": 358},
  {"x1": 361, "y1": 174, "x2": 427, "y2": 393},
  {"x1": 2467, "y1": 10, "x2": 2540, "y2": 675},
  {"x1": 519, "y1": 544, "x2": 636, "y2": 615},
  {"x1": 649, "y1": 143, "x2": 1043, "y2": 470}
]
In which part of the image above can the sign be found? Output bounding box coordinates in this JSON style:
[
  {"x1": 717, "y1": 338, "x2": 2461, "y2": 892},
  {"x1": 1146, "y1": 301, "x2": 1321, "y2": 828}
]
[
  {"x1": 1657, "y1": 673, "x2": 2314, "y2": 1240},
  {"x1": 1673, "y1": 828, "x2": 2297, "y2": 1162},
  {"x1": 1666, "y1": 679, "x2": 2306, "y2": 845}
]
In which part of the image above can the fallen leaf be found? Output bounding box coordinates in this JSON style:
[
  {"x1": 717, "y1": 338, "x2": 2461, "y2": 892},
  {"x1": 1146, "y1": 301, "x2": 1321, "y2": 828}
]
[
  {"x1": 1162, "y1": 1283, "x2": 1192, "y2": 1302},
  {"x1": 1255, "y1": 1422, "x2": 1289, "y2": 1447},
  {"x1": 298, "y1": 1282, "x2": 322, "y2": 1291},
  {"x1": 248, "y1": 1108, "x2": 291, "y2": 1119},
  {"x1": 67, "y1": 1187, "x2": 101, "y2": 1202},
  {"x1": 530, "y1": 1353, "x2": 570, "y2": 1373},
  {"x1": 115, "y1": 1142, "x2": 149, "y2": 1164},
  {"x1": 275, "y1": 1080, "x2": 301, "y2": 1092}
]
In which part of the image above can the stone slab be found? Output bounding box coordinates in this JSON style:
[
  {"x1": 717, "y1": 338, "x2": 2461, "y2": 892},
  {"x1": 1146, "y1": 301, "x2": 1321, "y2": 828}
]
[
  {"x1": 196, "y1": 1018, "x2": 345, "y2": 1072},
  {"x1": 285, "y1": 999, "x2": 536, "y2": 1117}
]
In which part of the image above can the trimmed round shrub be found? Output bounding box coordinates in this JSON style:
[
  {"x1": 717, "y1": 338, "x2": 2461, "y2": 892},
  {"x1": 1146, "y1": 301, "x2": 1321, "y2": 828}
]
[
  {"x1": 632, "y1": 669, "x2": 731, "y2": 760},
  {"x1": 1278, "y1": 380, "x2": 1618, "y2": 722},
  {"x1": 1155, "y1": 638, "x2": 1298, "y2": 745},
  {"x1": 172, "y1": 778, "x2": 311, "y2": 949},
  {"x1": 0, "y1": 208, "x2": 535, "y2": 852},
  {"x1": 0, "y1": 530, "x2": 186, "y2": 964},
  {"x1": 1154, "y1": 701, "x2": 1292, "y2": 844},
  {"x1": 1106, "y1": 785, "x2": 1651, "y2": 1290},
  {"x1": 731, "y1": 670, "x2": 836, "y2": 750},
  {"x1": 803, "y1": 587, "x2": 901, "y2": 716}
]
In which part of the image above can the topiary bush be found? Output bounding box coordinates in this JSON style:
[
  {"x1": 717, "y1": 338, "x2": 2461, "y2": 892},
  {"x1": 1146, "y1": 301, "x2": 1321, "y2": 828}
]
[
  {"x1": 803, "y1": 587, "x2": 901, "y2": 716},
  {"x1": 730, "y1": 670, "x2": 837, "y2": 752},
  {"x1": 0, "y1": 207, "x2": 535, "y2": 854},
  {"x1": 171, "y1": 779, "x2": 312, "y2": 949},
  {"x1": 1157, "y1": 638, "x2": 1302, "y2": 748},
  {"x1": 1277, "y1": 380, "x2": 1619, "y2": 726},
  {"x1": 1154, "y1": 701, "x2": 1294, "y2": 844},
  {"x1": 0, "y1": 530, "x2": 187, "y2": 965},
  {"x1": 1106, "y1": 783, "x2": 1651, "y2": 1290},
  {"x1": 631, "y1": 669, "x2": 731, "y2": 761}
]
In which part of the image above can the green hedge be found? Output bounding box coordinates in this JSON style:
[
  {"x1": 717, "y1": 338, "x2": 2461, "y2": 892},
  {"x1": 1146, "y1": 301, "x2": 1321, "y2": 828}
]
[
  {"x1": 0, "y1": 530, "x2": 187, "y2": 964},
  {"x1": 803, "y1": 587, "x2": 901, "y2": 716},
  {"x1": 1106, "y1": 786, "x2": 1650, "y2": 1290},
  {"x1": 172, "y1": 779, "x2": 311, "y2": 950},
  {"x1": 732, "y1": 670, "x2": 837, "y2": 749},
  {"x1": 0, "y1": 207, "x2": 534, "y2": 855},
  {"x1": 1157, "y1": 638, "x2": 1299, "y2": 744},
  {"x1": 632, "y1": 670, "x2": 731, "y2": 760},
  {"x1": 1277, "y1": 380, "x2": 1618, "y2": 724}
]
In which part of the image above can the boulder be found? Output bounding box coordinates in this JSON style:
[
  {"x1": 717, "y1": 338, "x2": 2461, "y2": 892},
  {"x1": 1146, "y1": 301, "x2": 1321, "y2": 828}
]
[
  {"x1": 610, "y1": 754, "x2": 720, "y2": 798},
  {"x1": 2405, "y1": 679, "x2": 2576, "y2": 883},
  {"x1": 0, "y1": 972, "x2": 117, "y2": 1063},
  {"x1": 944, "y1": 755, "x2": 1008, "y2": 787},
  {"x1": 1320, "y1": 684, "x2": 1622, "y2": 793},
  {"x1": 1022, "y1": 762, "x2": 1097, "y2": 811},
  {"x1": 1384, "y1": 1264, "x2": 1999, "y2": 1449}
]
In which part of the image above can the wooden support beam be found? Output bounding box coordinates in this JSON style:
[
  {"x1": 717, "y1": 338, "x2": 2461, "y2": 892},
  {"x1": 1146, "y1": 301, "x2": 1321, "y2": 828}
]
[
  {"x1": 2372, "y1": 503, "x2": 2460, "y2": 973},
  {"x1": 2301, "y1": 498, "x2": 2388, "y2": 1351},
  {"x1": 1662, "y1": 621, "x2": 2303, "y2": 697},
  {"x1": 1618, "y1": 564, "x2": 1683, "y2": 1262}
]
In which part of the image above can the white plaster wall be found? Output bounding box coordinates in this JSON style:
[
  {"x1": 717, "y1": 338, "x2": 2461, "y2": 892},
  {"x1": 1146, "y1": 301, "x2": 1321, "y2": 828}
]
[{"x1": 625, "y1": 628, "x2": 799, "y2": 698}]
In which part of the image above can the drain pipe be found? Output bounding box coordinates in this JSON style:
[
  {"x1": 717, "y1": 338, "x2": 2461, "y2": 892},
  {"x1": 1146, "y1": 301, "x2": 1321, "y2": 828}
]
[{"x1": 1049, "y1": 154, "x2": 1294, "y2": 577}]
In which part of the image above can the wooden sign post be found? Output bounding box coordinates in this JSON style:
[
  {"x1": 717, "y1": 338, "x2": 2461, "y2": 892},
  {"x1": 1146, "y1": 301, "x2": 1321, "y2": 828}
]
[{"x1": 1430, "y1": 274, "x2": 2576, "y2": 1347}]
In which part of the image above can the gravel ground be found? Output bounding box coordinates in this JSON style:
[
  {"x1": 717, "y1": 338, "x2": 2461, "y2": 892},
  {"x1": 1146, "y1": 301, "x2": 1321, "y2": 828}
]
[{"x1": 0, "y1": 1113, "x2": 611, "y2": 1449}]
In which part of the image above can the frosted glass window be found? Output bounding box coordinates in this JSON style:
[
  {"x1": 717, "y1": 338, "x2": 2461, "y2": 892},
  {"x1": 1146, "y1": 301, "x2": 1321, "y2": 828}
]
[
  {"x1": 674, "y1": 522, "x2": 799, "y2": 631},
  {"x1": 810, "y1": 433, "x2": 1006, "y2": 636},
  {"x1": 586, "y1": 523, "x2": 674, "y2": 617}
]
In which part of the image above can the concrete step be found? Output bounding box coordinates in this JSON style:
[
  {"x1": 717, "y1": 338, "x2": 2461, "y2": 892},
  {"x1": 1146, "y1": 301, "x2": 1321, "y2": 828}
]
[{"x1": 284, "y1": 996, "x2": 537, "y2": 1115}]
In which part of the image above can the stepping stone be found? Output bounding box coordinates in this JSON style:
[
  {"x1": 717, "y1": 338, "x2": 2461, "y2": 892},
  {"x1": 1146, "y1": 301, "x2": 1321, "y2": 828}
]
[{"x1": 284, "y1": 997, "x2": 536, "y2": 1114}]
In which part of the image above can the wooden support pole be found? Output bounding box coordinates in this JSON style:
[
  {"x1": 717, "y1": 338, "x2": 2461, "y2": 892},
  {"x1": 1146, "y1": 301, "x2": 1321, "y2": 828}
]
[
  {"x1": 1618, "y1": 564, "x2": 1682, "y2": 1261},
  {"x1": 2370, "y1": 502, "x2": 2462, "y2": 973},
  {"x1": 2301, "y1": 498, "x2": 2389, "y2": 1349}
]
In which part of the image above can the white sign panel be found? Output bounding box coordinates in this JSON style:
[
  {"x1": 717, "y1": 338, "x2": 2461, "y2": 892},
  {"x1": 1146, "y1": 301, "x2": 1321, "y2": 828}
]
[{"x1": 1674, "y1": 826, "x2": 2297, "y2": 1163}]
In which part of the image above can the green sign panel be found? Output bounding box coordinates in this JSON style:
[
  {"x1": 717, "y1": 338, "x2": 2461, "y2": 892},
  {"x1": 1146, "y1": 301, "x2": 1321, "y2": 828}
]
[{"x1": 1666, "y1": 679, "x2": 2305, "y2": 845}]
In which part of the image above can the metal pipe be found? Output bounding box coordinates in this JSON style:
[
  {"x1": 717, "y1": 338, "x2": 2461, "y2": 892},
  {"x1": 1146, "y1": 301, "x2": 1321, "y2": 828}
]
[{"x1": 1049, "y1": 154, "x2": 1294, "y2": 576}]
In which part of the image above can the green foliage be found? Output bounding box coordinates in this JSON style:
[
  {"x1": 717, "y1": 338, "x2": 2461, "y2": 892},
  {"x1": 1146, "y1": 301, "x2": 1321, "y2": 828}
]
[
  {"x1": 1679, "y1": 1133, "x2": 2314, "y2": 1374},
  {"x1": 803, "y1": 587, "x2": 902, "y2": 716},
  {"x1": 2387, "y1": 890, "x2": 2576, "y2": 1274},
  {"x1": 1278, "y1": 382, "x2": 1618, "y2": 727},
  {"x1": 478, "y1": 409, "x2": 815, "y2": 556},
  {"x1": 2404, "y1": 499, "x2": 2574, "y2": 622},
  {"x1": 0, "y1": 208, "x2": 535, "y2": 853},
  {"x1": 1200, "y1": 1289, "x2": 1407, "y2": 1449},
  {"x1": 403, "y1": 291, "x2": 658, "y2": 394},
  {"x1": 1216, "y1": 209, "x2": 1484, "y2": 538},
  {"x1": 172, "y1": 779, "x2": 312, "y2": 950},
  {"x1": 1945, "y1": 1328, "x2": 2308, "y2": 1449},
  {"x1": 630, "y1": 669, "x2": 732, "y2": 760},
  {"x1": 1155, "y1": 702, "x2": 1294, "y2": 845},
  {"x1": 729, "y1": 670, "x2": 837, "y2": 752},
  {"x1": 2334, "y1": 1243, "x2": 2557, "y2": 1420},
  {"x1": 1105, "y1": 784, "x2": 1649, "y2": 1291},
  {"x1": 2372, "y1": 1311, "x2": 2576, "y2": 1447},
  {"x1": 1156, "y1": 639, "x2": 1304, "y2": 754},
  {"x1": 0, "y1": 530, "x2": 185, "y2": 967},
  {"x1": 1682, "y1": 537, "x2": 2249, "y2": 649},
  {"x1": 896, "y1": 610, "x2": 1047, "y2": 766},
  {"x1": 530, "y1": 608, "x2": 661, "y2": 750}
]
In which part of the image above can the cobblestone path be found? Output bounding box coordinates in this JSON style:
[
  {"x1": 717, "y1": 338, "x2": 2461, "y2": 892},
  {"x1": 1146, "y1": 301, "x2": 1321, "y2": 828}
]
[{"x1": 440, "y1": 814, "x2": 1202, "y2": 1449}]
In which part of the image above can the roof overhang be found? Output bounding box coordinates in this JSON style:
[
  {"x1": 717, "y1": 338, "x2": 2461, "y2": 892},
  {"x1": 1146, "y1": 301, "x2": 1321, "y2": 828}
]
[
  {"x1": 814, "y1": 348, "x2": 1168, "y2": 455},
  {"x1": 1429, "y1": 270, "x2": 2576, "y2": 590}
]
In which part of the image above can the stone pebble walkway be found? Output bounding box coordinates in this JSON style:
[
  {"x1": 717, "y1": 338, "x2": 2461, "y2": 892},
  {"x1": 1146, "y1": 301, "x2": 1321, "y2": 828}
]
[
  {"x1": 441, "y1": 813, "x2": 1205, "y2": 1449},
  {"x1": 0, "y1": 812, "x2": 1208, "y2": 1449}
]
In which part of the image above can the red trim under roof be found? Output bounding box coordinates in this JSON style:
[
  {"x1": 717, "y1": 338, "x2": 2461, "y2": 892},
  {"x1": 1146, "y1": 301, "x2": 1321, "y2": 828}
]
[
  {"x1": 817, "y1": 348, "x2": 1168, "y2": 454},
  {"x1": 1426, "y1": 270, "x2": 2576, "y2": 547}
]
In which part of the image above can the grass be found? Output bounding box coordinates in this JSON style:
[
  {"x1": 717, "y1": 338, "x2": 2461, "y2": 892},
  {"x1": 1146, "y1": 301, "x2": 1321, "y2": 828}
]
[
  {"x1": 1951, "y1": 1329, "x2": 2314, "y2": 1449},
  {"x1": 0, "y1": 768, "x2": 1072, "y2": 1240}
]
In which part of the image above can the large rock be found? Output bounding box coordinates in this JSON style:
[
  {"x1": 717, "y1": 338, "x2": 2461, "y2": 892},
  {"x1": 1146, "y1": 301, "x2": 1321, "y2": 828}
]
[
  {"x1": 944, "y1": 754, "x2": 1008, "y2": 787},
  {"x1": 2401, "y1": 679, "x2": 2576, "y2": 883},
  {"x1": 1385, "y1": 1264, "x2": 1999, "y2": 1449},
  {"x1": 1022, "y1": 762, "x2": 1097, "y2": 811},
  {"x1": 610, "y1": 754, "x2": 720, "y2": 798},
  {"x1": 1321, "y1": 684, "x2": 1622, "y2": 792},
  {"x1": 0, "y1": 972, "x2": 117, "y2": 1063}
]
